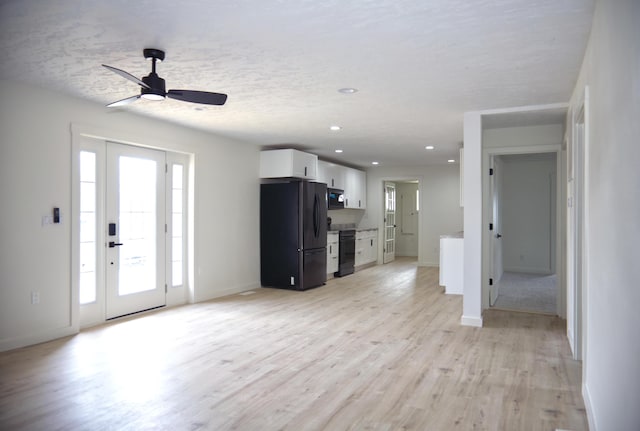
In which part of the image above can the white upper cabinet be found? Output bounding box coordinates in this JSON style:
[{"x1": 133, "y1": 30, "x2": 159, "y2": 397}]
[
  {"x1": 317, "y1": 160, "x2": 345, "y2": 189},
  {"x1": 344, "y1": 167, "x2": 366, "y2": 209},
  {"x1": 260, "y1": 149, "x2": 318, "y2": 180}
]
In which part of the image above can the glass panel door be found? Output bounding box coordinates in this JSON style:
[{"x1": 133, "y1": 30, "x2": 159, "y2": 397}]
[
  {"x1": 384, "y1": 182, "x2": 396, "y2": 263},
  {"x1": 106, "y1": 143, "x2": 166, "y2": 319}
]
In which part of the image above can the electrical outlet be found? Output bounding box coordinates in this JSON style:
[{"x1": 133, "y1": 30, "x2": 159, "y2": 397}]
[{"x1": 31, "y1": 291, "x2": 40, "y2": 305}]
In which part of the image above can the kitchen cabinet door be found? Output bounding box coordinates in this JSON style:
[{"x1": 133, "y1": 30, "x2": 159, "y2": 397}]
[
  {"x1": 344, "y1": 167, "x2": 366, "y2": 209},
  {"x1": 318, "y1": 161, "x2": 345, "y2": 189},
  {"x1": 260, "y1": 149, "x2": 317, "y2": 180}
]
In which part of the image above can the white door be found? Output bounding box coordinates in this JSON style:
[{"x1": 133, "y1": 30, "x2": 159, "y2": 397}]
[
  {"x1": 567, "y1": 102, "x2": 586, "y2": 360},
  {"x1": 105, "y1": 143, "x2": 166, "y2": 319},
  {"x1": 383, "y1": 182, "x2": 396, "y2": 263},
  {"x1": 489, "y1": 157, "x2": 503, "y2": 306}
]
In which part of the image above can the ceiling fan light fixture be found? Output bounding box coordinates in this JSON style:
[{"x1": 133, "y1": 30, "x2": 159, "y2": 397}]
[{"x1": 141, "y1": 93, "x2": 165, "y2": 101}]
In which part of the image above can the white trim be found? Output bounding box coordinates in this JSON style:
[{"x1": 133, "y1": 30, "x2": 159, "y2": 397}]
[
  {"x1": 460, "y1": 315, "x2": 483, "y2": 327},
  {"x1": 583, "y1": 382, "x2": 596, "y2": 431},
  {"x1": 0, "y1": 326, "x2": 77, "y2": 352},
  {"x1": 475, "y1": 102, "x2": 569, "y2": 116},
  {"x1": 199, "y1": 282, "x2": 262, "y2": 302}
]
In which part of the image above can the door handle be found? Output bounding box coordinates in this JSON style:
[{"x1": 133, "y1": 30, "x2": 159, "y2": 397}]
[
  {"x1": 109, "y1": 241, "x2": 123, "y2": 248},
  {"x1": 496, "y1": 234, "x2": 502, "y2": 239}
]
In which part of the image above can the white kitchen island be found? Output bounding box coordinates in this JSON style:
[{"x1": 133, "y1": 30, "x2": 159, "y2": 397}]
[{"x1": 439, "y1": 233, "x2": 464, "y2": 295}]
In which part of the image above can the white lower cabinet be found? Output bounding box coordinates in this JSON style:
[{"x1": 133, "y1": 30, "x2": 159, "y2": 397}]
[
  {"x1": 439, "y1": 235, "x2": 464, "y2": 294},
  {"x1": 355, "y1": 229, "x2": 378, "y2": 267},
  {"x1": 327, "y1": 232, "x2": 339, "y2": 274}
]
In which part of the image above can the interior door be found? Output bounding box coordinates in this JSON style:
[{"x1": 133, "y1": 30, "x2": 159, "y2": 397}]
[
  {"x1": 489, "y1": 157, "x2": 503, "y2": 306},
  {"x1": 105, "y1": 143, "x2": 166, "y2": 319},
  {"x1": 383, "y1": 182, "x2": 396, "y2": 263},
  {"x1": 567, "y1": 103, "x2": 585, "y2": 360}
]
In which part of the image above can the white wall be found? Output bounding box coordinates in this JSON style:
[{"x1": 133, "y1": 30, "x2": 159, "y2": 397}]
[
  {"x1": 483, "y1": 124, "x2": 565, "y2": 148},
  {"x1": 567, "y1": 1, "x2": 640, "y2": 429},
  {"x1": 363, "y1": 165, "x2": 462, "y2": 267},
  {"x1": 500, "y1": 154, "x2": 556, "y2": 274},
  {"x1": 0, "y1": 80, "x2": 261, "y2": 351}
]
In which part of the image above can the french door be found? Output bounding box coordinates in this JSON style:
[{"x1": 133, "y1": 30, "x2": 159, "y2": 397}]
[
  {"x1": 383, "y1": 182, "x2": 396, "y2": 263},
  {"x1": 105, "y1": 143, "x2": 166, "y2": 319}
]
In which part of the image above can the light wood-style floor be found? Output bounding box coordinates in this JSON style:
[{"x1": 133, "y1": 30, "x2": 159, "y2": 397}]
[{"x1": 0, "y1": 258, "x2": 587, "y2": 431}]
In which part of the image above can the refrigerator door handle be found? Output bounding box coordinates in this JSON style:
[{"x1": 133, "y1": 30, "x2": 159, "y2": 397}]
[{"x1": 313, "y1": 193, "x2": 319, "y2": 238}]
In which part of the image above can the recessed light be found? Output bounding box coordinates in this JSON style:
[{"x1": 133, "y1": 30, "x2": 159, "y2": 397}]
[
  {"x1": 335, "y1": 149, "x2": 343, "y2": 153},
  {"x1": 371, "y1": 161, "x2": 379, "y2": 165},
  {"x1": 338, "y1": 87, "x2": 358, "y2": 94},
  {"x1": 425, "y1": 145, "x2": 435, "y2": 150},
  {"x1": 329, "y1": 125, "x2": 341, "y2": 131},
  {"x1": 447, "y1": 159, "x2": 456, "y2": 163}
]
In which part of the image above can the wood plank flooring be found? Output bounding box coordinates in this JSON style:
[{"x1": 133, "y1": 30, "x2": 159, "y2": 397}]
[{"x1": 0, "y1": 258, "x2": 587, "y2": 430}]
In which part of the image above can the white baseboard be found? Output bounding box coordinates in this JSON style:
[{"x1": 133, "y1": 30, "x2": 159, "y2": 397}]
[
  {"x1": 0, "y1": 325, "x2": 78, "y2": 353},
  {"x1": 197, "y1": 282, "x2": 262, "y2": 302},
  {"x1": 583, "y1": 381, "x2": 597, "y2": 431},
  {"x1": 461, "y1": 315, "x2": 483, "y2": 327}
]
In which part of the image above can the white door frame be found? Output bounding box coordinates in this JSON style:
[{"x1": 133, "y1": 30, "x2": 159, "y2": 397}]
[
  {"x1": 488, "y1": 155, "x2": 503, "y2": 306},
  {"x1": 481, "y1": 144, "x2": 563, "y2": 313},
  {"x1": 566, "y1": 86, "x2": 589, "y2": 361},
  {"x1": 377, "y1": 177, "x2": 424, "y2": 265},
  {"x1": 71, "y1": 124, "x2": 191, "y2": 329}
]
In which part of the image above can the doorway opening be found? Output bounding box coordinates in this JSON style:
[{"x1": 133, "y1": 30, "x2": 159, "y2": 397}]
[
  {"x1": 382, "y1": 179, "x2": 420, "y2": 264},
  {"x1": 488, "y1": 152, "x2": 559, "y2": 315}
]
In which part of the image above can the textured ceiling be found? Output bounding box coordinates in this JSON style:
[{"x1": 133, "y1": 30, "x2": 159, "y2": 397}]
[{"x1": 0, "y1": 0, "x2": 594, "y2": 167}]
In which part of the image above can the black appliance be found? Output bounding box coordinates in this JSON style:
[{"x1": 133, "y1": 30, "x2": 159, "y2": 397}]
[
  {"x1": 328, "y1": 188, "x2": 345, "y2": 210},
  {"x1": 335, "y1": 229, "x2": 355, "y2": 277},
  {"x1": 260, "y1": 181, "x2": 328, "y2": 290}
]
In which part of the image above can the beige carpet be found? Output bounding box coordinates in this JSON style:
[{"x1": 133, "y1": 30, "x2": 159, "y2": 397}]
[{"x1": 493, "y1": 271, "x2": 557, "y2": 314}]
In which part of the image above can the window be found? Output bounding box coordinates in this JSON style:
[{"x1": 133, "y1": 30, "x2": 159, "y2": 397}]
[
  {"x1": 171, "y1": 164, "x2": 184, "y2": 287},
  {"x1": 416, "y1": 189, "x2": 420, "y2": 212},
  {"x1": 79, "y1": 151, "x2": 97, "y2": 304}
]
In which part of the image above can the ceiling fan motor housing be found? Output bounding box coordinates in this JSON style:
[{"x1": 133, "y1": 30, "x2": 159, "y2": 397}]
[{"x1": 141, "y1": 73, "x2": 166, "y2": 100}]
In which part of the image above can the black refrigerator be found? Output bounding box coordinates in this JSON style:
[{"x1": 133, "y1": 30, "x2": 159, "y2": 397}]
[{"x1": 260, "y1": 181, "x2": 327, "y2": 290}]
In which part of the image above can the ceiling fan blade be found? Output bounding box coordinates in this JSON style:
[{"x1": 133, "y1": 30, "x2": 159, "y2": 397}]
[
  {"x1": 167, "y1": 89, "x2": 227, "y2": 105},
  {"x1": 102, "y1": 64, "x2": 150, "y2": 89},
  {"x1": 107, "y1": 94, "x2": 141, "y2": 107}
]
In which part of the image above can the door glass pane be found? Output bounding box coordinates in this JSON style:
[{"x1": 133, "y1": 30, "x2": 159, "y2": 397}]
[
  {"x1": 118, "y1": 156, "x2": 156, "y2": 296},
  {"x1": 79, "y1": 151, "x2": 97, "y2": 304}
]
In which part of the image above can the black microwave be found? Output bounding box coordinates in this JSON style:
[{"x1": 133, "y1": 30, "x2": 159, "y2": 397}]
[{"x1": 327, "y1": 188, "x2": 345, "y2": 209}]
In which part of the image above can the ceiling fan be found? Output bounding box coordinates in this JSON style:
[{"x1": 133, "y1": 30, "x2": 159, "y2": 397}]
[{"x1": 103, "y1": 48, "x2": 228, "y2": 107}]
